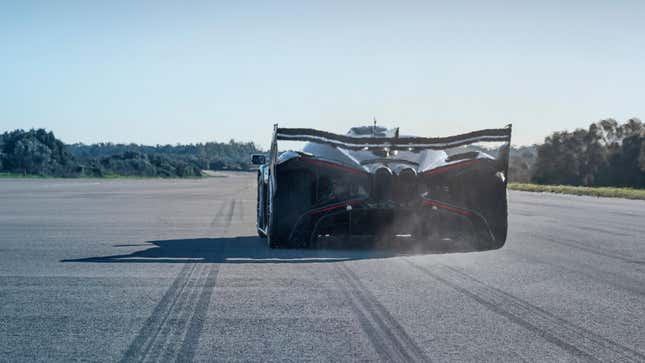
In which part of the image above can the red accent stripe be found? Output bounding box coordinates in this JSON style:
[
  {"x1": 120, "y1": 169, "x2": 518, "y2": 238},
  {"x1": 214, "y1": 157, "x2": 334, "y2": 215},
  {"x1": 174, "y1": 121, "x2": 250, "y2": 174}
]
[
  {"x1": 309, "y1": 200, "x2": 363, "y2": 215},
  {"x1": 423, "y1": 159, "x2": 479, "y2": 176},
  {"x1": 301, "y1": 158, "x2": 367, "y2": 175},
  {"x1": 423, "y1": 199, "x2": 472, "y2": 216}
]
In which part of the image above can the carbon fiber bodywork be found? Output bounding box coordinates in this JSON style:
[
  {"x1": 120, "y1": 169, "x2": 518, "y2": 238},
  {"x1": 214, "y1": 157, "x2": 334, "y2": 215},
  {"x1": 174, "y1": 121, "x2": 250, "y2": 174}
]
[{"x1": 255, "y1": 125, "x2": 512, "y2": 249}]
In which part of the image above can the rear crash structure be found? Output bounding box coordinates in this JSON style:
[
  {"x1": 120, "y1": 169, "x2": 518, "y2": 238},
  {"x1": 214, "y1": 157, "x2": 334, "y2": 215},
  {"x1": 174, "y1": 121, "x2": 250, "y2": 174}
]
[{"x1": 253, "y1": 124, "x2": 512, "y2": 250}]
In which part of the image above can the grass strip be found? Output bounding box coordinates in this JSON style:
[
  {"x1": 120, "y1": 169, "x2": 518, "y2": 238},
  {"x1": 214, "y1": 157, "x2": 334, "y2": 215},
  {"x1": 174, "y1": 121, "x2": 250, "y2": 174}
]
[
  {"x1": 0, "y1": 172, "x2": 202, "y2": 179},
  {"x1": 509, "y1": 183, "x2": 645, "y2": 200}
]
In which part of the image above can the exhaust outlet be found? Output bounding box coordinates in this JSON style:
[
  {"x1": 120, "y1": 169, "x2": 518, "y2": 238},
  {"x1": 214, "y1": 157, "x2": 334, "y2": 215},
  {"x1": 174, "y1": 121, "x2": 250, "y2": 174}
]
[
  {"x1": 395, "y1": 167, "x2": 418, "y2": 203},
  {"x1": 372, "y1": 167, "x2": 393, "y2": 202}
]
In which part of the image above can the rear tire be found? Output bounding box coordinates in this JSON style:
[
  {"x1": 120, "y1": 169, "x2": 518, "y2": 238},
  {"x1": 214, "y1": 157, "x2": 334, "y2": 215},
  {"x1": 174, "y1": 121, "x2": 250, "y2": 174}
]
[
  {"x1": 267, "y1": 234, "x2": 280, "y2": 248},
  {"x1": 256, "y1": 173, "x2": 268, "y2": 239},
  {"x1": 266, "y1": 208, "x2": 281, "y2": 248},
  {"x1": 266, "y1": 207, "x2": 293, "y2": 248},
  {"x1": 267, "y1": 228, "x2": 282, "y2": 248}
]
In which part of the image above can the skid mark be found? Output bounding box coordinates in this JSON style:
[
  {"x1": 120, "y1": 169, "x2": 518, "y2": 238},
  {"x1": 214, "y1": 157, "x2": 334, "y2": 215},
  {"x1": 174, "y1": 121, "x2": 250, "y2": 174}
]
[
  {"x1": 224, "y1": 199, "x2": 236, "y2": 228},
  {"x1": 210, "y1": 199, "x2": 237, "y2": 230},
  {"x1": 237, "y1": 198, "x2": 245, "y2": 222},
  {"x1": 505, "y1": 249, "x2": 645, "y2": 297},
  {"x1": 335, "y1": 263, "x2": 430, "y2": 362},
  {"x1": 405, "y1": 259, "x2": 645, "y2": 362},
  {"x1": 120, "y1": 264, "x2": 219, "y2": 363},
  {"x1": 528, "y1": 232, "x2": 637, "y2": 264},
  {"x1": 143, "y1": 266, "x2": 206, "y2": 362},
  {"x1": 177, "y1": 265, "x2": 219, "y2": 361},
  {"x1": 569, "y1": 224, "x2": 632, "y2": 238},
  {"x1": 210, "y1": 201, "x2": 227, "y2": 227}
]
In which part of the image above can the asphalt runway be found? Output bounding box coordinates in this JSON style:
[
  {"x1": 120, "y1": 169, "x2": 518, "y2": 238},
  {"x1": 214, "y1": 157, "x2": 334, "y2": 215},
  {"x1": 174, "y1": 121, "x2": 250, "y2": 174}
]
[{"x1": 1, "y1": 173, "x2": 644, "y2": 362}]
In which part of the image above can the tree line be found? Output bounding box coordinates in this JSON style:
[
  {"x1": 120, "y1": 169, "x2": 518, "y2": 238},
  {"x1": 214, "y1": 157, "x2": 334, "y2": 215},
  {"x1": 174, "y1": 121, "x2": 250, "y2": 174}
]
[
  {"x1": 0, "y1": 129, "x2": 262, "y2": 177},
  {"x1": 531, "y1": 118, "x2": 645, "y2": 188},
  {"x1": 1, "y1": 119, "x2": 643, "y2": 186},
  {"x1": 442, "y1": 118, "x2": 643, "y2": 188}
]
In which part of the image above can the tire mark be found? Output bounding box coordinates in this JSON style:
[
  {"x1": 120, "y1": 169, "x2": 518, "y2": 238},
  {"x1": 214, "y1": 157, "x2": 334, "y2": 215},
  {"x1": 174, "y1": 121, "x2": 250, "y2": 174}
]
[
  {"x1": 177, "y1": 264, "x2": 220, "y2": 361},
  {"x1": 611, "y1": 210, "x2": 641, "y2": 218},
  {"x1": 405, "y1": 259, "x2": 645, "y2": 362},
  {"x1": 512, "y1": 210, "x2": 538, "y2": 217},
  {"x1": 528, "y1": 232, "x2": 641, "y2": 264},
  {"x1": 137, "y1": 266, "x2": 202, "y2": 362},
  {"x1": 224, "y1": 199, "x2": 236, "y2": 228},
  {"x1": 238, "y1": 198, "x2": 245, "y2": 222},
  {"x1": 120, "y1": 264, "x2": 196, "y2": 362},
  {"x1": 210, "y1": 201, "x2": 227, "y2": 227},
  {"x1": 568, "y1": 224, "x2": 632, "y2": 238},
  {"x1": 336, "y1": 266, "x2": 397, "y2": 361},
  {"x1": 141, "y1": 266, "x2": 206, "y2": 363},
  {"x1": 145, "y1": 266, "x2": 206, "y2": 363},
  {"x1": 210, "y1": 199, "x2": 236, "y2": 229},
  {"x1": 120, "y1": 264, "x2": 220, "y2": 363},
  {"x1": 505, "y1": 249, "x2": 645, "y2": 297},
  {"x1": 335, "y1": 263, "x2": 430, "y2": 362}
]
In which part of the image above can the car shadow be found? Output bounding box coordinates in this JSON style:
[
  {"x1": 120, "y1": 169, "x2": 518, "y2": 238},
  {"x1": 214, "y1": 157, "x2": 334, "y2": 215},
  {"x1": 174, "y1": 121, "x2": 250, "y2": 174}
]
[{"x1": 61, "y1": 235, "x2": 482, "y2": 264}]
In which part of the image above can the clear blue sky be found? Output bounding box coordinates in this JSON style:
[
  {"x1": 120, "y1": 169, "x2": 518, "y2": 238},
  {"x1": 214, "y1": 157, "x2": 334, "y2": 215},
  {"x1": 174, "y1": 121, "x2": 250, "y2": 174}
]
[{"x1": 1, "y1": 0, "x2": 643, "y2": 148}]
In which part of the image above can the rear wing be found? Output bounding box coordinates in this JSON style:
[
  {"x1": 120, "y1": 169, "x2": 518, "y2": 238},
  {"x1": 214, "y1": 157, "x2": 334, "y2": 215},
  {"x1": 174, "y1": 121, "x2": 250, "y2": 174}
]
[
  {"x1": 268, "y1": 124, "x2": 512, "y2": 185},
  {"x1": 274, "y1": 125, "x2": 512, "y2": 151}
]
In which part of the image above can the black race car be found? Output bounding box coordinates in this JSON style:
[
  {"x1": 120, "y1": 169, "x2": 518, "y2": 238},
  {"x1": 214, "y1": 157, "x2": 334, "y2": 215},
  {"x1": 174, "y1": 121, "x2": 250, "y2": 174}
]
[{"x1": 252, "y1": 124, "x2": 512, "y2": 250}]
